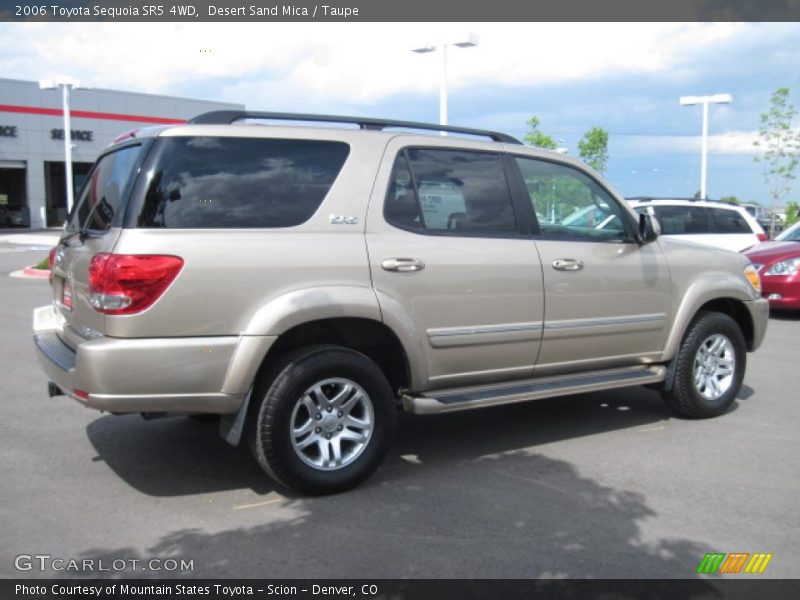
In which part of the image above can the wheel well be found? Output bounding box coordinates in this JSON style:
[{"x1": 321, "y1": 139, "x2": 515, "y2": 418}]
[
  {"x1": 698, "y1": 298, "x2": 755, "y2": 350},
  {"x1": 260, "y1": 318, "x2": 410, "y2": 394}
]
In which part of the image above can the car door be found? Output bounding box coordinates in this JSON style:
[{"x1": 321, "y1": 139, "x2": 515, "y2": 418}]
[
  {"x1": 366, "y1": 140, "x2": 544, "y2": 391},
  {"x1": 511, "y1": 155, "x2": 672, "y2": 376}
]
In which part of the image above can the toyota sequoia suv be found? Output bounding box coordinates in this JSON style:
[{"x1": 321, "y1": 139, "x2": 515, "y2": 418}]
[{"x1": 33, "y1": 111, "x2": 769, "y2": 494}]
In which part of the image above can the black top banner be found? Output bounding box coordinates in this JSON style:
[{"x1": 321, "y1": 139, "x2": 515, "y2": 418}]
[{"x1": 1, "y1": 0, "x2": 799, "y2": 22}]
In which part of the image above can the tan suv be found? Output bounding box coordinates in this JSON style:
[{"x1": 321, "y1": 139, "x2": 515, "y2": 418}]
[{"x1": 33, "y1": 112, "x2": 769, "y2": 494}]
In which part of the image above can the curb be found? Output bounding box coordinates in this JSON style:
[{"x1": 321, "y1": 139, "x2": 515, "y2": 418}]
[{"x1": 10, "y1": 266, "x2": 50, "y2": 280}]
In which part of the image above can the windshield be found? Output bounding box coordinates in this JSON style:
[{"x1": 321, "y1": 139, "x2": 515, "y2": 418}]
[{"x1": 776, "y1": 222, "x2": 800, "y2": 242}]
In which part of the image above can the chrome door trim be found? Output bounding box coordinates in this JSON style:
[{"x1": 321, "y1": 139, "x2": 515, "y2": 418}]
[
  {"x1": 427, "y1": 321, "x2": 543, "y2": 348},
  {"x1": 543, "y1": 313, "x2": 666, "y2": 339}
]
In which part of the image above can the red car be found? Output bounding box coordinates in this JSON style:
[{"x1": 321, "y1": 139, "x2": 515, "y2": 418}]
[{"x1": 744, "y1": 222, "x2": 800, "y2": 310}]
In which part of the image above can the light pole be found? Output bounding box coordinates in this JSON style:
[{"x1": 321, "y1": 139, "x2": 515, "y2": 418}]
[
  {"x1": 412, "y1": 33, "x2": 479, "y2": 133},
  {"x1": 39, "y1": 76, "x2": 83, "y2": 214},
  {"x1": 679, "y1": 93, "x2": 732, "y2": 199}
]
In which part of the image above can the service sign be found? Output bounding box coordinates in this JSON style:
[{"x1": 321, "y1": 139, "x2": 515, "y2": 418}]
[{"x1": 50, "y1": 129, "x2": 93, "y2": 142}]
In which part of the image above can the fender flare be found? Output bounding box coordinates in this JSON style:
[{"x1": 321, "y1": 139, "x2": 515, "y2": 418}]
[
  {"x1": 242, "y1": 286, "x2": 382, "y2": 336},
  {"x1": 661, "y1": 272, "x2": 756, "y2": 362},
  {"x1": 222, "y1": 285, "x2": 427, "y2": 394}
]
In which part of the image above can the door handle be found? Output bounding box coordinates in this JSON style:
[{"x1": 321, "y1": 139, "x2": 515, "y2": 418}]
[
  {"x1": 552, "y1": 258, "x2": 584, "y2": 272},
  {"x1": 382, "y1": 258, "x2": 426, "y2": 272}
]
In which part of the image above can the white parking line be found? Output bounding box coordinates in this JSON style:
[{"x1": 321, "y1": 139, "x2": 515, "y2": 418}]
[
  {"x1": 0, "y1": 246, "x2": 52, "y2": 253},
  {"x1": 0, "y1": 234, "x2": 60, "y2": 246},
  {"x1": 233, "y1": 498, "x2": 283, "y2": 510}
]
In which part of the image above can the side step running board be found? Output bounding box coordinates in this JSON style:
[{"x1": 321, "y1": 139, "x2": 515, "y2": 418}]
[{"x1": 402, "y1": 365, "x2": 666, "y2": 415}]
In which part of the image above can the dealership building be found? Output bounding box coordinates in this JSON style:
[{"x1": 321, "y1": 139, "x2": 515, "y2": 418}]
[{"x1": 0, "y1": 77, "x2": 243, "y2": 229}]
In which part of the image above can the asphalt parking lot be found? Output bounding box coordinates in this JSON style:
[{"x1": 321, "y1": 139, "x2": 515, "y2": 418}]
[{"x1": 1, "y1": 231, "x2": 798, "y2": 580}]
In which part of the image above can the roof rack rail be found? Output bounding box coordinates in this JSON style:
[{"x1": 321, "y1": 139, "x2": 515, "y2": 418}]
[{"x1": 187, "y1": 111, "x2": 522, "y2": 144}]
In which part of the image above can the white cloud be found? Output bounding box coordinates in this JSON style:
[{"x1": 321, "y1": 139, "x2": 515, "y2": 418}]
[
  {"x1": 0, "y1": 22, "x2": 746, "y2": 107},
  {"x1": 614, "y1": 130, "x2": 763, "y2": 156}
]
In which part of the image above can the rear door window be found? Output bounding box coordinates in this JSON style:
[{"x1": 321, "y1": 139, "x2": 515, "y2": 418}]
[
  {"x1": 652, "y1": 206, "x2": 711, "y2": 235},
  {"x1": 384, "y1": 148, "x2": 517, "y2": 235},
  {"x1": 134, "y1": 137, "x2": 349, "y2": 228}
]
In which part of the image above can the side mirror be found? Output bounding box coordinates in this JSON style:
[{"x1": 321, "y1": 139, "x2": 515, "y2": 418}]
[{"x1": 638, "y1": 212, "x2": 660, "y2": 244}]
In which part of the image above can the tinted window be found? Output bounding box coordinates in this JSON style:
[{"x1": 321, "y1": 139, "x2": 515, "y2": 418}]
[
  {"x1": 71, "y1": 145, "x2": 142, "y2": 232},
  {"x1": 514, "y1": 157, "x2": 627, "y2": 240},
  {"x1": 709, "y1": 207, "x2": 752, "y2": 233},
  {"x1": 776, "y1": 222, "x2": 800, "y2": 241},
  {"x1": 652, "y1": 206, "x2": 710, "y2": 235},
  {"x1": 384, "y1": 149, "x2": 517, "y2": 234},
  {"x1": 136, "y1": 137, "x2": 349, "y2": 228},
  {"x1": 384, "y1": 154, "x2": 423, "y2": 230}
]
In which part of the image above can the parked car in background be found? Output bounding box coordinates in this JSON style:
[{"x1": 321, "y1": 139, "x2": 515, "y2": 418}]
[
  {"x1": 741, "y1": 203, "x2": 772, "y2": 232},
  {"x1": 744, "y1": 221, "x2": 800, "y2": 311},
  {"x1": 627, "y1": 198, "x2": 766, "y2": 252},
  {"x1": 0, "y1": 205, "x2": 27, "y2": 228}
]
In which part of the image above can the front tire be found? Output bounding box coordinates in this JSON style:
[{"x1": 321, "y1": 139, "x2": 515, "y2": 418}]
[
  {"x1": 248, "y1": 346, "x2": 396, "y2": 495},
  {"x1": 662, "y1": 311, "x2": 746, "y2": 418}
]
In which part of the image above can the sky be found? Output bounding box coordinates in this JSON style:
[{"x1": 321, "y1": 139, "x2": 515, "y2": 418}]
[{"x1": 2, "y1": 21, "x2": 800, "y2": 205}]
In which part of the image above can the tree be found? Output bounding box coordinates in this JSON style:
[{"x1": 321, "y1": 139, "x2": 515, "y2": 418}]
[
  {"x1": 754, "y1": 88, "x2": 800, "y2": 236},
  {"x1": 719, "y1": 195, "x2": 740, "y2": 205},
  {"x1": 523, "y1": 116, "x2": 558, "y2": 150},
  {"x1": 578, "y1": 126, "x2": 609, "y2": 175}
]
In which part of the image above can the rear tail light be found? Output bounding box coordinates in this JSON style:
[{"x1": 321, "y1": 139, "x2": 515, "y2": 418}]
[
  {"x1": 89, "y1": 254, "x2": 183, "y2": 315},
  {"x1": 757, "y1": 233, "x2": 768, "y2": 242},
  {"x1": 48, "y1": 246, "x2": 57, "y2": 284}
]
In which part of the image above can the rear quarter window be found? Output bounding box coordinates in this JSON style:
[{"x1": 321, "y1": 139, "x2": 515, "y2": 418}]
[
  {"x1": 132, "y1": 137, "x2": 349, "y2": 228},
  {"x1": 70, "y1": 144, "x2": 143, "y2": 233},
  {"x1": 709, "y1": 207, "x2": 753, "y2": 233}
]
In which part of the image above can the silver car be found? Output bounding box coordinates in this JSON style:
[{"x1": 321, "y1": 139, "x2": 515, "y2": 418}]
[{"x1": 33, "y1": 112, "x2": 769, "y2": 494}]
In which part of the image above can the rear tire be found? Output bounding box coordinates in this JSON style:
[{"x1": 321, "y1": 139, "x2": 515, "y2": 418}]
[
  {"x1": 662, "y1": 311, "x2": 746, "y2": 418},
  {"x1": 248, "y1": 345, "x2": 396, "y2": 495}
]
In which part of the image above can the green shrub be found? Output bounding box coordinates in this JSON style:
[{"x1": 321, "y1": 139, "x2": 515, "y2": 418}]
[{"x1": 32, "y1": 256, "x2": 50, "y2": 270}]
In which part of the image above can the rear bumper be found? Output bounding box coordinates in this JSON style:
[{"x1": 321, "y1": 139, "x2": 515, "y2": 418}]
[
  {"x1": 743, "y1": 297, "x2": 770, "y2": 351},
  {"x1": 33, "y1": 304, "x2": 274, "y2": 414}
]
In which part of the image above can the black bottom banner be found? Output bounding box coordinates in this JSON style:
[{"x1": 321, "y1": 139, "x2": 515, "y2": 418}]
[{"x1": 3, "y1": 579, "x2": 800, "y2": 600}]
